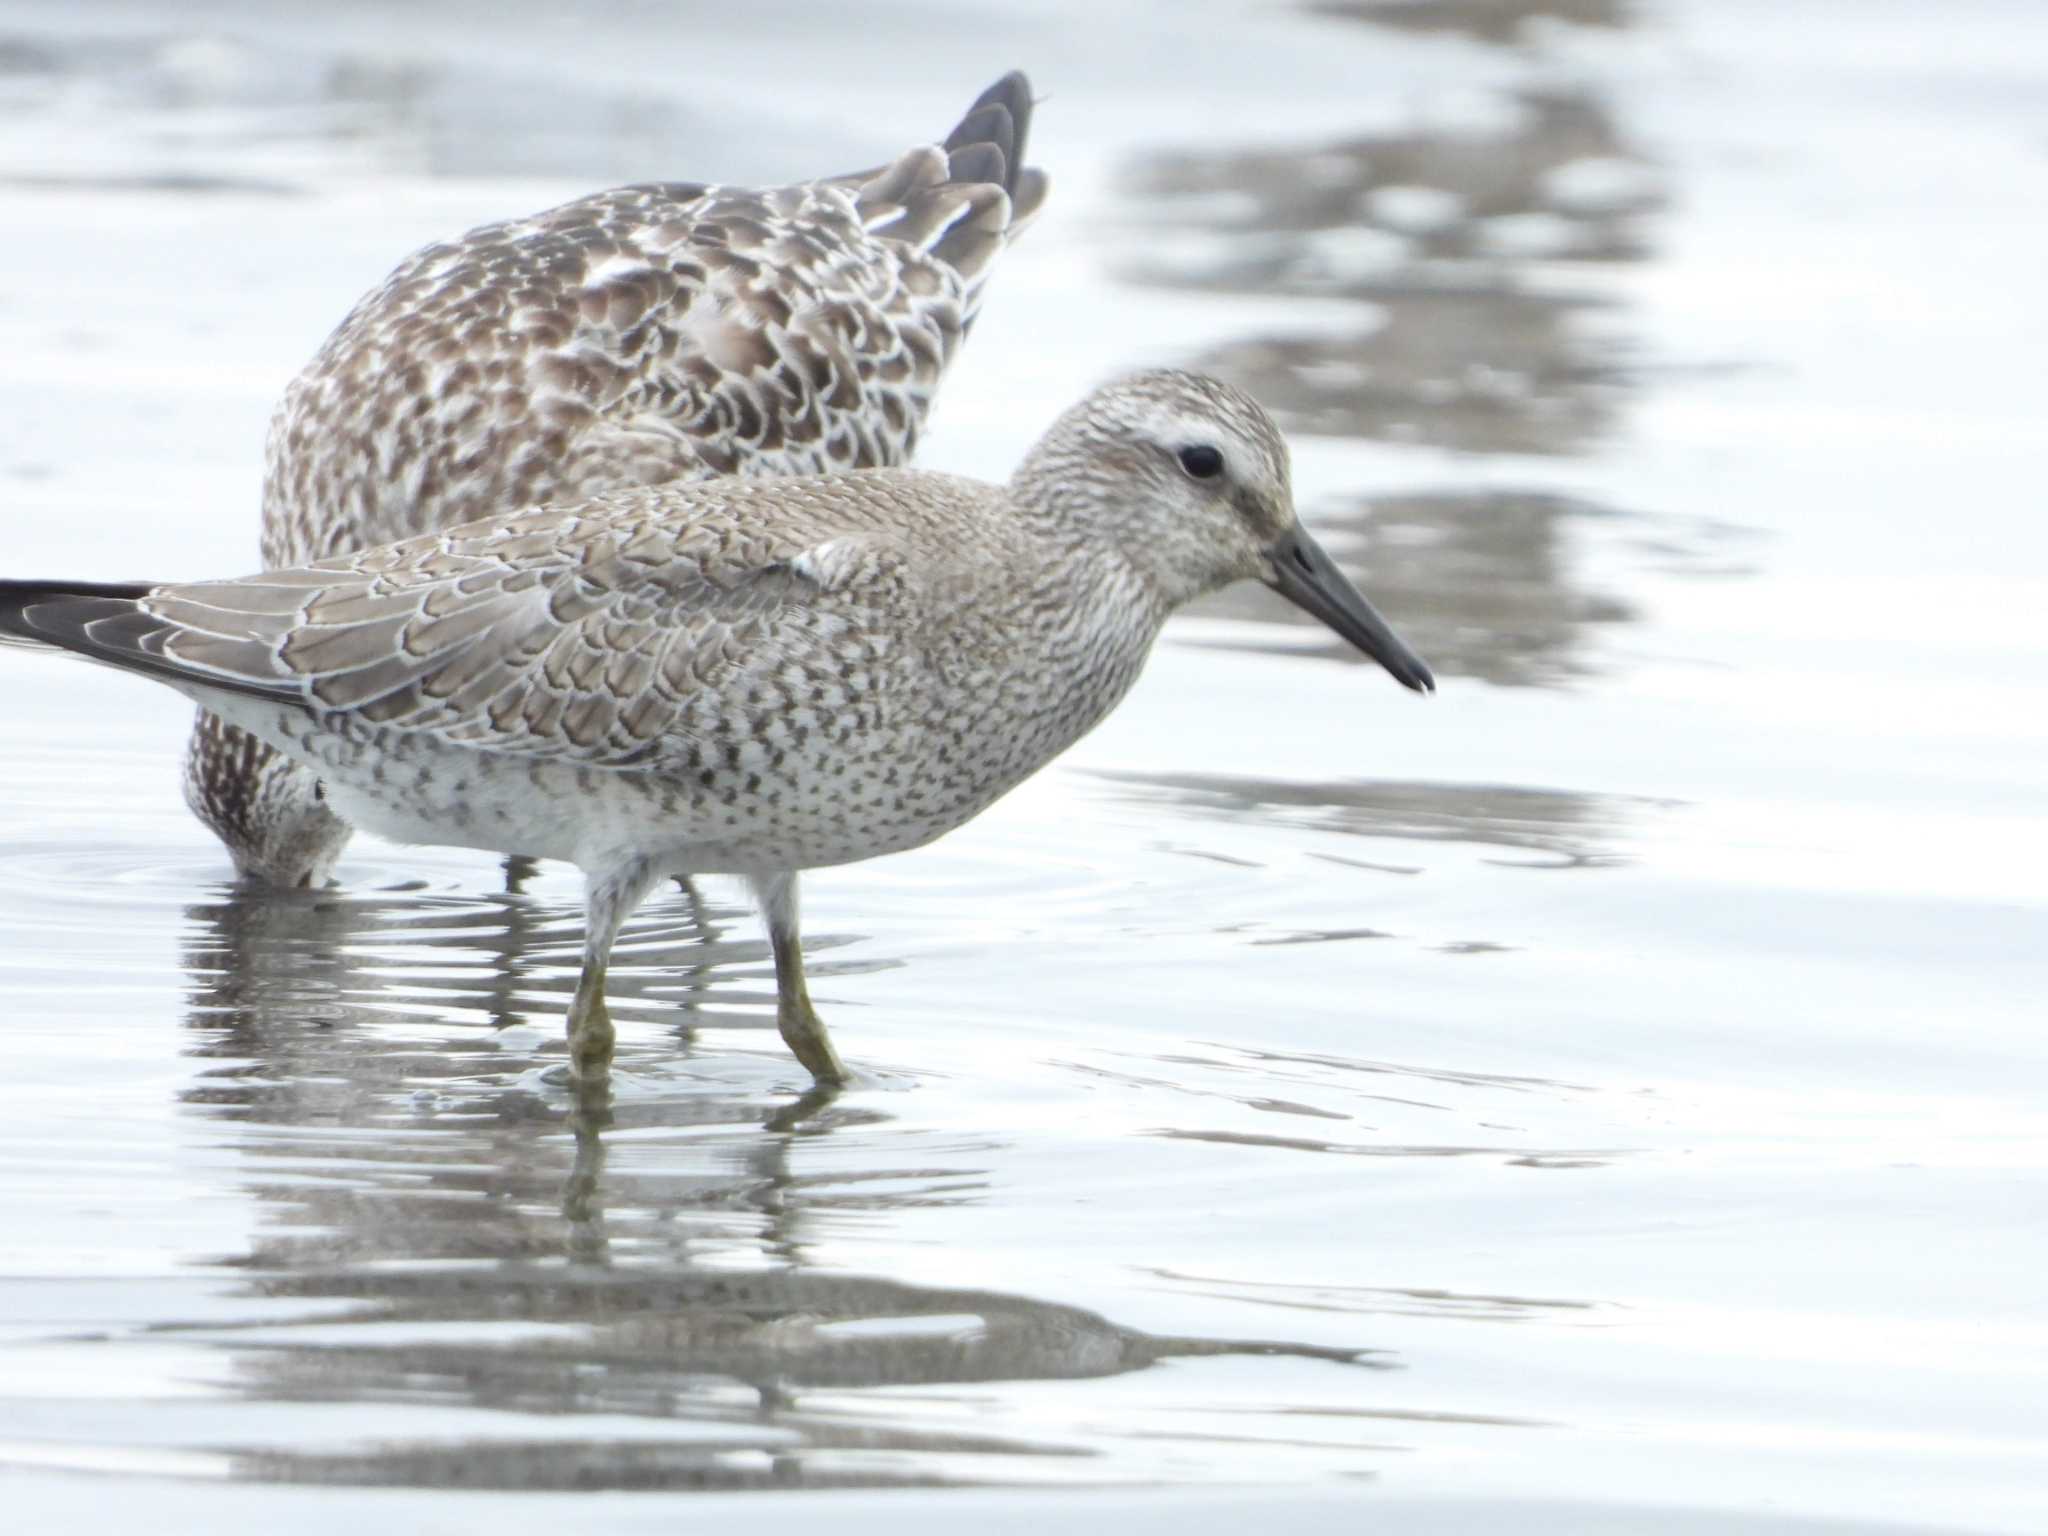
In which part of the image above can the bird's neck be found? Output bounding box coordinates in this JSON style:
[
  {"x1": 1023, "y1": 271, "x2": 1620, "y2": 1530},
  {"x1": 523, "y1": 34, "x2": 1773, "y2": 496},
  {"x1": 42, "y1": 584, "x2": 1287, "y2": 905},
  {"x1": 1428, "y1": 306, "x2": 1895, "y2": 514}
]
[
  {"x1": 1008, "y1": 461, "x2": 1218, "y2": 613},
  {"x1": 992, "y1": 535, "x2": 1174, "y2": 756}
]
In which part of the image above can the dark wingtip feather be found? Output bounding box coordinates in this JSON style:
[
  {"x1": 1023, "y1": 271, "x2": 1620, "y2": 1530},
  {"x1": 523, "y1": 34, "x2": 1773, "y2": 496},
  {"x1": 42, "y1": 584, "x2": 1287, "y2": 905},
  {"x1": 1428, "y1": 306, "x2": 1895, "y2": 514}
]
[
  {"x1": 963, "y1": 70, "x2": 1034, "y2": 151},
  {"x1": 0, "y1": 579, "x2": 154, "y2": 649},
  {"x1": 943, "y1": 70, "x2": 1036, "y2": 200},
  {"x1": 944, "y1": 104, "x2": 1015, "y2": 176},
  {"x1": 0, "y1": 577, "x2": 294, "y2": 707},
  {"x1": 843, "y1": 72, "x2": 1048, "y2": 302},
  {"x1": 944, "y1": 141, "x2": 1008, "y2": 193}
]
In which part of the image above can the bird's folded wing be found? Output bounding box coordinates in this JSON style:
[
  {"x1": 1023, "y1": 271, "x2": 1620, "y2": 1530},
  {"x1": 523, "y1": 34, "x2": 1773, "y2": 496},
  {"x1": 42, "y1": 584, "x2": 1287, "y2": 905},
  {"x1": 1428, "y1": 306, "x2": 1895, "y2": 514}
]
[{"x1": 143, "y1": 509, "x2": 907, "y2": 768}]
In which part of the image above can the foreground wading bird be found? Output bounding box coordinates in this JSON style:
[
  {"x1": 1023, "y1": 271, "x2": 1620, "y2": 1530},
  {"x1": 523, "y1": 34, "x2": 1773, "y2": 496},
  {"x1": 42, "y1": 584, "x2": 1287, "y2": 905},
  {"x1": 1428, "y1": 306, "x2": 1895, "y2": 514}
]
[
  {"x1": 0, "y1": 371, "x2": 1433, "y2": 1086},
  {"x1": 189, "y1": 71, "x2": 1048, "y2": 890}
]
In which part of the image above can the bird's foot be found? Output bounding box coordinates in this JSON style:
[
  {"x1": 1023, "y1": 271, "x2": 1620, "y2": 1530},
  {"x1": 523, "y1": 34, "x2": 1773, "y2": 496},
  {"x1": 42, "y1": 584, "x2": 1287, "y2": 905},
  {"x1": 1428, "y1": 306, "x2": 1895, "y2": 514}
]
[{"x1": 777, "y1": 998, "x2": 849, "y2": 1087}]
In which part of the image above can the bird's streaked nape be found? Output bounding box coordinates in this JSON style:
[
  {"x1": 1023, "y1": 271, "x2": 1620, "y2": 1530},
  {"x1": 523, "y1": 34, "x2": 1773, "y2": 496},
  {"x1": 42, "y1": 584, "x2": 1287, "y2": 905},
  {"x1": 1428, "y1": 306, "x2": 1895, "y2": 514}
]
[
  {"x1": 187, "y1": 70, "x2": 1048, "y2": 890},
  {"x1": 1, "y1": 370, "x2": 1433, "y2": 1088}
]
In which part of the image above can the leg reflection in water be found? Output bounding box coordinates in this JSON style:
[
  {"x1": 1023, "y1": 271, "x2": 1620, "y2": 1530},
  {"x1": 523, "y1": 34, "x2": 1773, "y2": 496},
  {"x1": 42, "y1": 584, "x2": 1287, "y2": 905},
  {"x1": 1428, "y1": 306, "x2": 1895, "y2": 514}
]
[{"x1": 173, "y1": 879, "x2": 1384, "y2": 1491}]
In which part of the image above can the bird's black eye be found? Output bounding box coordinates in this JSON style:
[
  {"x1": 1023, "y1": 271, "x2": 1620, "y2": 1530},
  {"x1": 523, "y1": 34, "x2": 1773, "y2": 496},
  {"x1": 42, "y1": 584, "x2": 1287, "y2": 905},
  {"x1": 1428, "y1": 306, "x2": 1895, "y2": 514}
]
[{"x1": 1178, "y1": 444, "x2": 1225, "y2": 480}]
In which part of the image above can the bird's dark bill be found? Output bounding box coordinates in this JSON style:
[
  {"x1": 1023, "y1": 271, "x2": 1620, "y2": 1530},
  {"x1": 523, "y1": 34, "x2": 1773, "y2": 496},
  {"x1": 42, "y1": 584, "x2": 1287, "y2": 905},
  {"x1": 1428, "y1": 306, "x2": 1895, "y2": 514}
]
[{"x1": 1264, "y1": 526, "x2": 1436, "y2": 694}]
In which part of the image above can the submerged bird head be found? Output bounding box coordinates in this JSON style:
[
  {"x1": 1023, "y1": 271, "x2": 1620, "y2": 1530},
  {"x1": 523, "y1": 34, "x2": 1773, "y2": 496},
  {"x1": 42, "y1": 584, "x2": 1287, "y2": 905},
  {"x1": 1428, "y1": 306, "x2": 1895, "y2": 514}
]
[
  {"x1": 183, "y1": 711, "x2": 352, "y2": 889},
  {"x1": 1013, "y1": 369, "x2": 1435, "y2": 693}
]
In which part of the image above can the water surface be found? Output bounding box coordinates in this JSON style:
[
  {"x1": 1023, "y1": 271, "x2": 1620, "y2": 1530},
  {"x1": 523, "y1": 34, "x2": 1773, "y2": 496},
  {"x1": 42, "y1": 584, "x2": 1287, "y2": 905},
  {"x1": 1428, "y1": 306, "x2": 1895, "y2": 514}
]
[{"x1": 0, "y1": 1, "x2": 2043, "y2": 1530}]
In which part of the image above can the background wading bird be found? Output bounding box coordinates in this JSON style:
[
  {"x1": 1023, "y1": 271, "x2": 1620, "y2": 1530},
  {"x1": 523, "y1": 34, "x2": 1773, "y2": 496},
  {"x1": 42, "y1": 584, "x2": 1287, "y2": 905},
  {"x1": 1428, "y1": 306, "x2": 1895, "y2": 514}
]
[{"x1": 188, "y1": 69, "x2": 1048, "y2": 889}]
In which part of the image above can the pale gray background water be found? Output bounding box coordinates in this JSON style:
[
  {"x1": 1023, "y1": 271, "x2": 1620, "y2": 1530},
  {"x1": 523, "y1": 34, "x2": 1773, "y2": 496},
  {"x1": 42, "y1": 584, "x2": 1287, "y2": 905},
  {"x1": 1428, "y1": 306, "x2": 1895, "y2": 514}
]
[{"x1": 0, "y1": 1, "x2": 2043, "y2": 1531}]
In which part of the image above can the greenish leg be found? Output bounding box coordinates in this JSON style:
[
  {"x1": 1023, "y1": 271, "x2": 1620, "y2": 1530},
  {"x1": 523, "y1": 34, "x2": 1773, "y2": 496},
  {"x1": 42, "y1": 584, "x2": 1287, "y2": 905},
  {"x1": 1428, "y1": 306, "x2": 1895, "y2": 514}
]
[
  {"x1": 568, "y1": 858, "x2": 659, "y2": 1086},
  {"x1": 566, "y1": 961, "x2": 615, "y2": 1084},
  {"x1": 753, "y1": 871, "x2": 849, "y2": 1086}
]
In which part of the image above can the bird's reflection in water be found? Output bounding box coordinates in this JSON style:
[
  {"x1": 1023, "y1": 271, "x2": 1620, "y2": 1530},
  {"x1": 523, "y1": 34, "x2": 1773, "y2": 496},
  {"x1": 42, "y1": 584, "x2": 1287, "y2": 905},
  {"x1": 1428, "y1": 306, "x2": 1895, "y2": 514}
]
[
  {"x1": 1120, "y1": 53, "x2": 1705, "y2": 694},
  {"x1": 1320, "y1": 0, "x2": 1632, "y2": 43},
  {"x1": 1090, "y1": 770, "x2": 1664, "y2": 873},
  {"x1": 1123, "y1": 85, "x2": 1662, "y2": 457},
  {"x1": 172, "y1": 881, "x2": 1380, "y2": 1491}
]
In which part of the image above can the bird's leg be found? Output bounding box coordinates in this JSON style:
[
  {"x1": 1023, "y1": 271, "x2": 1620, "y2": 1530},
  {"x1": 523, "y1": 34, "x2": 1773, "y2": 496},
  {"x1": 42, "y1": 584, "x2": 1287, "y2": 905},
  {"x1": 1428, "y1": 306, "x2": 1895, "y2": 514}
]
[
  {"x1": 568, "y1": 858, "x2": 660, "y2": 1086},
  {"x1": 750, "y1": 871, "x2": 848, "y2": 1086}
]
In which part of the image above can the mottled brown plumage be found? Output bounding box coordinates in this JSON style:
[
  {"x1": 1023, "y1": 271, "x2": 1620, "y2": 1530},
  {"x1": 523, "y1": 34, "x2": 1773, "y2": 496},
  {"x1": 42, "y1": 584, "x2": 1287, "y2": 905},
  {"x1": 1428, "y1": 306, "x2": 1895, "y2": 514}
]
[
  {"x1": 2, "y1": 371, "x2": 1434, "y2": 1088},
  {"x1": 188, "y1": 70, "x2": 1048, "y2": 887}
]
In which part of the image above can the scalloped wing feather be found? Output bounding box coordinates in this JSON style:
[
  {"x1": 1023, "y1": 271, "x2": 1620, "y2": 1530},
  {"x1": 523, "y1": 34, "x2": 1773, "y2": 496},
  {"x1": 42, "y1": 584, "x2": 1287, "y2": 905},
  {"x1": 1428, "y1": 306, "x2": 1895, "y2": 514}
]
[{"x1": 149, "y1": 503, "x2": 909, "y2": 768}]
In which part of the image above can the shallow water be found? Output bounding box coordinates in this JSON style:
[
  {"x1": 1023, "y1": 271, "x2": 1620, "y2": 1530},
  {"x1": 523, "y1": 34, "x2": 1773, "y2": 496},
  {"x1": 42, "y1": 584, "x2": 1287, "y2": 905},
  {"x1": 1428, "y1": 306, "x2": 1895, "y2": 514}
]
[{"x1": 0, "y1": 1, "x2": 2044, "y2": 1530}]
